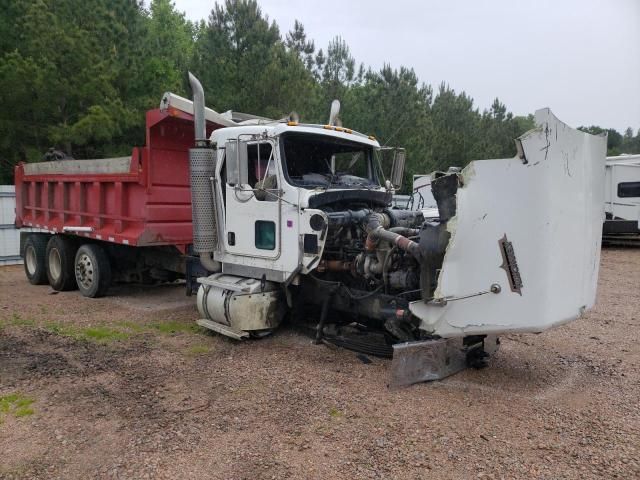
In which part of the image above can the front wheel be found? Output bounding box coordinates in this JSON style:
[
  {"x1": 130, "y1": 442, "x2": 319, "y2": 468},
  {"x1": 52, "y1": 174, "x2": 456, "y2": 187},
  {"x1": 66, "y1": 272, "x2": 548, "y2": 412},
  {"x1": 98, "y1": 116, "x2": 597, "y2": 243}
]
[{"x1": 75, "y1": 244, "x2": 111, "y2": 298}]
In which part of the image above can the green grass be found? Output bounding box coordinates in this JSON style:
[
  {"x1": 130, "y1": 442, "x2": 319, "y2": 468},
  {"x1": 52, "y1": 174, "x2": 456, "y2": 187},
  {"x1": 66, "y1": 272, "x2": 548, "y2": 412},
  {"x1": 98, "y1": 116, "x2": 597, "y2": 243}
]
[
  {"x1": 328, "y1": 407, "x2": 343, "y2": 418},
  {"x1": 116, "y1": 321, "x2": 147, "y2": 333},
  {"x1": 148, "y1": 320, "x2": 201, "y2": 335},
  {"x1": 82, "y1": 326, "x2": 129, "y2": 342},
  {"x1": 185, "y1": 344, "x2": 211, "y2": 356},
  {"x1": 9, "y1": 313, "x2": 35, "y2": 327},
  {"x1": 0, "y1": 393, "x2": 35, "y2": 421},
  {"x1": 45, "y1": 323, "x2": 129, "y2": 343},
  {"x1": 43, "y1": 318, "x2": 203, "y2": 343}
]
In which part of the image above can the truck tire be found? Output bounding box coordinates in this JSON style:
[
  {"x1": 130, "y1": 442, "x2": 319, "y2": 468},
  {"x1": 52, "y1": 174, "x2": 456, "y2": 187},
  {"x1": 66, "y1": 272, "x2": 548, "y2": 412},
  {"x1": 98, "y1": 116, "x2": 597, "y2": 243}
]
[
  {"x1": 23, "y1": 235, "x2": 48, "y2": 285},
  {"x1": 46, "y1": 235, "x2": 78, "y2": 291},
  {"x1": 74, "y1": 244, "x2": 111, "y2": 298}
]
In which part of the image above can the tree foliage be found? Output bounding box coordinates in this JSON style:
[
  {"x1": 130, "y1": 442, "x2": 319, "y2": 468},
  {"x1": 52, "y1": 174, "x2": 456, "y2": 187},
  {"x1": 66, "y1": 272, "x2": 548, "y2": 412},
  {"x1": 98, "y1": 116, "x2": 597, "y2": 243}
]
[{"x1": 1, "y1": 0, "x2": 637, "y2": 184}]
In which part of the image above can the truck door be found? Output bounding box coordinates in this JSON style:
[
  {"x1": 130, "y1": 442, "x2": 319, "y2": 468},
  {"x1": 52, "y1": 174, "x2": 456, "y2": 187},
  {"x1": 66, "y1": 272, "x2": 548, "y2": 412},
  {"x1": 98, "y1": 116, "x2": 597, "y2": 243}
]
[{"x1": 224, "y1": 139, "x2": 281, "y2": 259}]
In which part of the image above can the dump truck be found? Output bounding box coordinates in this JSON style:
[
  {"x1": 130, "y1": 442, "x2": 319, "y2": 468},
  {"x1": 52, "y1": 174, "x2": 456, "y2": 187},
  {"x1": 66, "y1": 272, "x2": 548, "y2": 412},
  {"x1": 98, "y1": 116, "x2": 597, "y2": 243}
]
[{"x1": 15, "y1": 74, "x2": 607, "y2": 386}]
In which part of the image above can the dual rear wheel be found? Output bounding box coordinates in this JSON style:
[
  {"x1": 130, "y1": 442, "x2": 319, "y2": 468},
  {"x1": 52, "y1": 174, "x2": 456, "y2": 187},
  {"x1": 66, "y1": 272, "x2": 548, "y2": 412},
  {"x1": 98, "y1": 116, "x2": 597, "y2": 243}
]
[
  {"x1": 74, "y1": 244, "x2": 111, "y2": 298},
  {"x1": 24, "y1": 234, "x2": 111, "y2": 298}
]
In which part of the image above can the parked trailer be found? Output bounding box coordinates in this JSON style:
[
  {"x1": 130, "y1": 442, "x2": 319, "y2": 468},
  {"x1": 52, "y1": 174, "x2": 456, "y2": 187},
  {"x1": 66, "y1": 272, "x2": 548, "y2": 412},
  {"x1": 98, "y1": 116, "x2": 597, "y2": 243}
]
[
  {"x1": 14, "y1": 107, "x2": 227, "y2": 296},
  {"x1": 0, "y1": 185, "x2": 31, "y2": 266},
  {"x1": 604, "y1": 154, "x2": 640, "y2": 239}
]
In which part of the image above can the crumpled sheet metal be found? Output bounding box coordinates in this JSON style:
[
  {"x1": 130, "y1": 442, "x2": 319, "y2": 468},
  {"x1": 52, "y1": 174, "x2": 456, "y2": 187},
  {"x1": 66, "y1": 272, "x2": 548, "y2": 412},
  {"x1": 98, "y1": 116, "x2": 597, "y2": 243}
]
[{"x1": 410, "y1": 109, "x2": 607, "y2": 337}]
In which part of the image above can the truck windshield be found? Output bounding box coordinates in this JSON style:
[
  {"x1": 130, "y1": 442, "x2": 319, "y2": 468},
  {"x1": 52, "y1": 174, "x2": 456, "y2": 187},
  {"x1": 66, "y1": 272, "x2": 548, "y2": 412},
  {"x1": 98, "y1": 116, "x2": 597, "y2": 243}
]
[{"x1": 280, "y1": 132, "x2": 378, "y2": 189}]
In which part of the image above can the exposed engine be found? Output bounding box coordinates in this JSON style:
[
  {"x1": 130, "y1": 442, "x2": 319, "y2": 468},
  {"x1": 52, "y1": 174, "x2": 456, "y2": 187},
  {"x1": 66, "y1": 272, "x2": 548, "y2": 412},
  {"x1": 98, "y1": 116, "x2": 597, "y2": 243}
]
[{"x1": 295, "y1": 172, "x2": 460, "y2": 347}]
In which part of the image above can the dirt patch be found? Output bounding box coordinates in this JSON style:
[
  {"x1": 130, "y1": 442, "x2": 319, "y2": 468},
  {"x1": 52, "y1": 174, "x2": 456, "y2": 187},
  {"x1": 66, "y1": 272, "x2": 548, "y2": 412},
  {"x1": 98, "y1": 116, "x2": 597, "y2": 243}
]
[{"x1": 0, "y1": 250, "x2": 639, "y2": 479}]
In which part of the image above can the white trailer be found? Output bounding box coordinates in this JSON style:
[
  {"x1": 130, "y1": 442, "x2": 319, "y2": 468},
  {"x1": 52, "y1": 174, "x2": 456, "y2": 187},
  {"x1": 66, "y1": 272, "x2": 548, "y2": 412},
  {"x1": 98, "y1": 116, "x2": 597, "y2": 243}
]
[
  {"x1": 604, "y1": 154, "x2": 640, "y2": 236},
  {"x1": 1, "y1": 186, "x2": 24, "y2": 266}
]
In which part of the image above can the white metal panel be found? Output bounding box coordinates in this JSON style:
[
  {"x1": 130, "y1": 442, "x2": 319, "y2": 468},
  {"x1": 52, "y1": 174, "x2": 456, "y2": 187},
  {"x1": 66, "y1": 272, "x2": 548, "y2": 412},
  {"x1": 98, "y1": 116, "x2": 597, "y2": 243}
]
[
  {"x1": 412, "y1": 174, "x2": 439, "y2": 219},
  {"x1": 410, "y1": 109, "x2": 607, "y2": 337},
  {"x1": 0, "y1": 185, "x2": 22, "y2": 265}
]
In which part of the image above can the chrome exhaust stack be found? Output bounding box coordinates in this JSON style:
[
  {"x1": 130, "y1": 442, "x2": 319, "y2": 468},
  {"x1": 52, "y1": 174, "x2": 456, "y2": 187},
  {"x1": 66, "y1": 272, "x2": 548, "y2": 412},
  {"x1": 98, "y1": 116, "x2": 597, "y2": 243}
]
[{"x1": 187, "y1": 72, "x2": 220, "y2": 272}]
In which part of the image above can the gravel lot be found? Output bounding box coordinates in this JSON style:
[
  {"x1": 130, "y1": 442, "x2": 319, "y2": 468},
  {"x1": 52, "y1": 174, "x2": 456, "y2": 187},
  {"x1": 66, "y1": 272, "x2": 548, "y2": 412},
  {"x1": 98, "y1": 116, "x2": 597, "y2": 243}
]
[{"x1": 1, "y1": 248, "x2": 638, "y2": 479}]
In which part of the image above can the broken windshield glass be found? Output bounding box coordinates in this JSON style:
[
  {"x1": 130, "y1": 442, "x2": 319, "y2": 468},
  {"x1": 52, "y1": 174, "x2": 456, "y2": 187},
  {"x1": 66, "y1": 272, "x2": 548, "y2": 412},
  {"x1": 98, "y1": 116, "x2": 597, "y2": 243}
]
[{"x1": 280, "y1": 132, "x2": 379, "y2": 189}]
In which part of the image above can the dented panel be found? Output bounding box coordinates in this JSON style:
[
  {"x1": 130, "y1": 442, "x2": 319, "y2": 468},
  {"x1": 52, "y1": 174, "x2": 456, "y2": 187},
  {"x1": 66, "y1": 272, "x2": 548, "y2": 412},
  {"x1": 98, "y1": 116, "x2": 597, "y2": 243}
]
[{"x1": 410, "y1": 109, "x2": 606, "y2": 337}]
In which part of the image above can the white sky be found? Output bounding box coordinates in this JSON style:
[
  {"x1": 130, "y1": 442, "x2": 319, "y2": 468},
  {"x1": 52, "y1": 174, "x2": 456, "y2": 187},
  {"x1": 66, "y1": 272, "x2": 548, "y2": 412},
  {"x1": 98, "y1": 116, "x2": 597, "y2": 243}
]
[{"x1": 174, "y1": 0, "x2": 640, "y2": 132}]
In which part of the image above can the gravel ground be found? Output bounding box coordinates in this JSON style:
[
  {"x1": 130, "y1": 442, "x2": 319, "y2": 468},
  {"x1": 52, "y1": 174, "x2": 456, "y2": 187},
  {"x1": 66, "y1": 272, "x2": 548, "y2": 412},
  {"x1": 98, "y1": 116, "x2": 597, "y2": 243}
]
[{"x1": 0, "y1": 248, "x2": 638, "y2": 479}]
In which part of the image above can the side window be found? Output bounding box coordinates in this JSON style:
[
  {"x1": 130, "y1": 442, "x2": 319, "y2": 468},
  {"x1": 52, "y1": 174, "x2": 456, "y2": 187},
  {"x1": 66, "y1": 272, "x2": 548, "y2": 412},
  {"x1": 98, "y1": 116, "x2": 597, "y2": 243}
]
[
  {"x1": 248, "y1": 142, "x2": 278, "y2": 201},
  {"x1": 255, "y1": 221, "x2": 276, "y2": 250},
  {"x1": 618, "y1": 182, "x2": 640, "y2": 198}
]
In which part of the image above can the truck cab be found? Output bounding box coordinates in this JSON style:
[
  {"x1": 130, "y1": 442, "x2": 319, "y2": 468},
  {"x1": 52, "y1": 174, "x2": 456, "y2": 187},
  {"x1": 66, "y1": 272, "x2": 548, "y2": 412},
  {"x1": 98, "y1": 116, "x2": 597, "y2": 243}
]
[{"x1": 210, "y1": 123, "x2": 390, "y2": 282}]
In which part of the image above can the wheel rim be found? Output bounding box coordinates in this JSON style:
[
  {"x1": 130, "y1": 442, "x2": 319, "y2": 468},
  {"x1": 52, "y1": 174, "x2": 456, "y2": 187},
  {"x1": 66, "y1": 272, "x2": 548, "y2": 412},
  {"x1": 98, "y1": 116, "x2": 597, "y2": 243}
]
[
  {"x1": 76, "y1": 253, "x2": 94, "y2": 289},
  {"x1": 25, "y1": 246, "x2": 37, "y2": 275},
  {"x1": 49, "y1": 248, "x2": 62, "y2": 281}
]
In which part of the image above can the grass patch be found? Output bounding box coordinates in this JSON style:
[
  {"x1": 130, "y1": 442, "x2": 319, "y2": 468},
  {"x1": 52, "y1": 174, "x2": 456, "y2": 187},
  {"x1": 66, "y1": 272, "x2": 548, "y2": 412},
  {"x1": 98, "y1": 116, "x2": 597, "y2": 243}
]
[
  {"x1": 45, "y1": 323, "x2": 129, "y2": 343},
  {"x1": 148, "y1": 320, "x2": 200, "y2": 335},
  {"x1": 0, "y1": 393, "x2": 35, "y2": 421},
  {"x1": 116, "y1": 321, "x2": 146, "y2": 333},
  {"x1": 44, "y1": 318, "x2": 202, "y2": 343},
  {"x1": 185, "y1": 344, "x2": 210, "y2": 356},
  {"x1": 10, "y1": 313, "x2": 35, "y2": 327},
  {"x1": 82, "y1": 326, "x2": 129, "y2": 342},
  {"x1": 328, "y1": 407, "x2": 343, "y2": 418}
]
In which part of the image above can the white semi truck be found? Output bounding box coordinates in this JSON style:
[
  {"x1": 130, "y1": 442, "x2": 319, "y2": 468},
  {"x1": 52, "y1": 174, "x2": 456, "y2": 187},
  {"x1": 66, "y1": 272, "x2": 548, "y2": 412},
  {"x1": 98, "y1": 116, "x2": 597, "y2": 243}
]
[{"x1": 172, "y1": 73, "x2": 607, "y2": 386}]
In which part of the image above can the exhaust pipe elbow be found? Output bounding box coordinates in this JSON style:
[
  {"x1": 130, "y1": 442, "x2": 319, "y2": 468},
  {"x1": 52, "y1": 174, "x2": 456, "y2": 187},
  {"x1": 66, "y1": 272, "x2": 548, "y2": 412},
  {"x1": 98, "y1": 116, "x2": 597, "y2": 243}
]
[
  {"x1": 188, "y1": 72, "x2": 206, "y2": 146},
  {"x1": 200, "y1": 251, "x2": 221, "y2": 273},
  {"x1": 365, "y1": 213, "x2": 421, "y2": 260}
]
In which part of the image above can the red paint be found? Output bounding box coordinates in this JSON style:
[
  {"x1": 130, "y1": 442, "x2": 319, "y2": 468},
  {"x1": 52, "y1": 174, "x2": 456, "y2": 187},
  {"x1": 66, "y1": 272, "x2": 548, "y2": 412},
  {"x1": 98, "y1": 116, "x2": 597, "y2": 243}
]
[{"x1": 14, "y1": 109, "x2": 224, "y2": 253}]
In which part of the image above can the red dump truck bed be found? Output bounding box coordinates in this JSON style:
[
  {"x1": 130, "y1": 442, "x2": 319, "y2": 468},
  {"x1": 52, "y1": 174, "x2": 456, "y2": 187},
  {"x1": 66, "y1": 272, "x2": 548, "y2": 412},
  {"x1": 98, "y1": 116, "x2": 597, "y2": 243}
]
[{"x1": 14, "y1": 109, "x2": 221, "y2": 253}]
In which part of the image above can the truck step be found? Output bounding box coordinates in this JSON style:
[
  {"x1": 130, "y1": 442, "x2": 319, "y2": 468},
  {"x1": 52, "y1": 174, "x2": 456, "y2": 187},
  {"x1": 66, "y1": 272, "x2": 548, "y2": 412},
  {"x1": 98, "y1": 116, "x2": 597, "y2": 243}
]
[{"x1": 196, "y1": 318, "x2": 249, "y2": 340}]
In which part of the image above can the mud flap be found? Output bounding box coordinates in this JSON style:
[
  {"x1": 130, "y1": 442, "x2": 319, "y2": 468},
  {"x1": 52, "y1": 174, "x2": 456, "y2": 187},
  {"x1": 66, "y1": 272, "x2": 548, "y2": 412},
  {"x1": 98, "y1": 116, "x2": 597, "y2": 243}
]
[{"x1": 389, "y1": 335, "x2": 499, "y2": 388}]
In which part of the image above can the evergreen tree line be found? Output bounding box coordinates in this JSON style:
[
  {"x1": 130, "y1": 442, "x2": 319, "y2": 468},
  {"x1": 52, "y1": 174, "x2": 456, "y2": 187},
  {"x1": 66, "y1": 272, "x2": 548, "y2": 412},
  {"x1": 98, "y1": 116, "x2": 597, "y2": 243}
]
[{"x1": 1, "y1": 0, "x2": 638, "y2": 186}]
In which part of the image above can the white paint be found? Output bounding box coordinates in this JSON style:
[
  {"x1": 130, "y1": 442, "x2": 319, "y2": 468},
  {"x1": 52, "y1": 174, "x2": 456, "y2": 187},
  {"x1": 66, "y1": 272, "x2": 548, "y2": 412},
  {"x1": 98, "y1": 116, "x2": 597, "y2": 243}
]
[
  {"x1": 604, "y1": 155, "x2": 640, "y2": 225},
  {"x1": 409, "y1": 109, "x2": 607, "y2": 337},
  {"x1": 211, "y1": 122, "x2": 375, "y2": 279},
  {"x1": 0, "y1": 186, "x2": 23, "y2": 265},
  {"x1": 412, "y1": 174, "x2": 439, "y2": 219},
  {"x1": 62, "y1": 226, "x2": 93, "y2": 233}
]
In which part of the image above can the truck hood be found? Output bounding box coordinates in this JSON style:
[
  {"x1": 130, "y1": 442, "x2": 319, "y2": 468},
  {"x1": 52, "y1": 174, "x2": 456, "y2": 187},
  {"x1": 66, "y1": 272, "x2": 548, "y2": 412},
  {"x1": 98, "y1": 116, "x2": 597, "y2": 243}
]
[{"x1": 410, "y1": 108, "x2": 607, "y2": 337}]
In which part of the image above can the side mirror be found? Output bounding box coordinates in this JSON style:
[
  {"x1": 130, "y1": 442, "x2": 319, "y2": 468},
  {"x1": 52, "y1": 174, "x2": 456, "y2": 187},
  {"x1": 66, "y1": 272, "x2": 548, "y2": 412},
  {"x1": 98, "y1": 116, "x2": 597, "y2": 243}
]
[
  {"x1": 390, "y1": 148, "x2": 406, "y2": 190},
  {"x1": 225, "y1": 140, "x2": 248, "y2": 186}
]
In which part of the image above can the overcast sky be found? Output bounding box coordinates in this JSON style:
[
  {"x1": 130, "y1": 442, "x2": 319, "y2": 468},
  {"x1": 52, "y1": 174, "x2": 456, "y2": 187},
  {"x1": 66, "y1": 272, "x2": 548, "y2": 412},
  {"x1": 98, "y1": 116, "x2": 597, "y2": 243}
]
[{"x1": 174, "y1": 0, "x2": 640, "y2": 133}]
